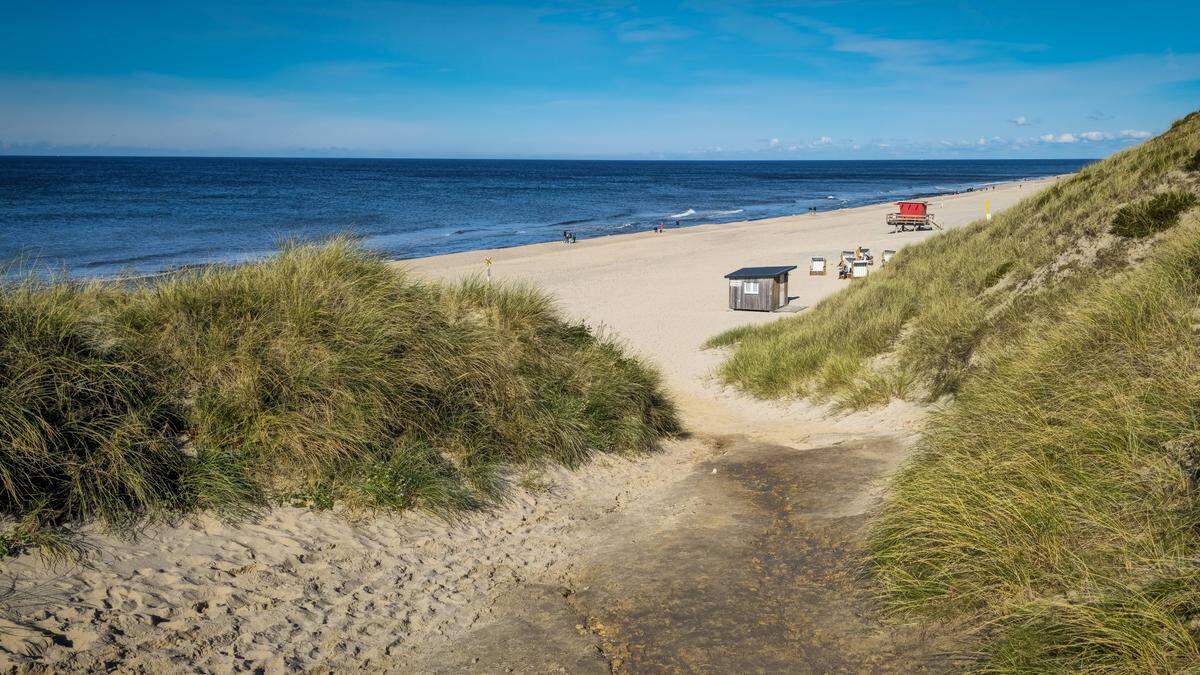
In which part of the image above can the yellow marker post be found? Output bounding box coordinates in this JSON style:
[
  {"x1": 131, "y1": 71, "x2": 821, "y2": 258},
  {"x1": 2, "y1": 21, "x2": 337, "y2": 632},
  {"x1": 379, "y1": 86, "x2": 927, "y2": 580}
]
[{"x1": 985, "y1": 199, "x2": 991, "y2": 221}]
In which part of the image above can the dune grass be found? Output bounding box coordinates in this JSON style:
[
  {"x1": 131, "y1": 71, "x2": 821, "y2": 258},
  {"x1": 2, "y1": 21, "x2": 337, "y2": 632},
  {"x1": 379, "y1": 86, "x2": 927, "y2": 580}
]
[
  {"x1": 1110, "y1": 190, "x2": 1198, "y2": 238},
  {"x1": 872, "y1": 216, "x2": 1200, "y2": 671},
  {"x1": 708, "y1": 110, "x2": 1200, "y2": 669},
  {"x1": 0, "y1": 241, "x2": 677, "y2": 550},
  {"x1": 707, "y1": 111, "x2": 1200, "y2": 405}
]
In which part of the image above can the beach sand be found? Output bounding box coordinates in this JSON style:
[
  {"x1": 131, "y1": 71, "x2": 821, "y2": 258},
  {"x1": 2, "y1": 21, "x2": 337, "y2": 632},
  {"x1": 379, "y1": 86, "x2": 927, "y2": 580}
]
[
  {"x1": 407, "y1": 177, "x2": 1053, "y2": 440},
  {"x1": 0, "y1": 177, "x2": 1056, "y2": 672}
]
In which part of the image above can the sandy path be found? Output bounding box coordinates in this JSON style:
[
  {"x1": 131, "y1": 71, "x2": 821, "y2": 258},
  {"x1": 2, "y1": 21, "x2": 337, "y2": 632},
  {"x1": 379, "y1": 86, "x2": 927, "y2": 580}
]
[
  {"x1": 404, "y1": 178, "x2": 1051, "y2": 671},
  {"x1": 0, "y1": 178, "x2": 1054, "y2": 672}
]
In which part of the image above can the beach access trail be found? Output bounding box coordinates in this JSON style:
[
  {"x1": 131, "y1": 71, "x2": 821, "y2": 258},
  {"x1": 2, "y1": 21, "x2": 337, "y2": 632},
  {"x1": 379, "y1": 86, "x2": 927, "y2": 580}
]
[
  {"x1": 404, "y1": 178, "x2": 1052, "y2": 672},
  {"x1": 0, "y1": 179, "x2": 1051, "y2": 673}
]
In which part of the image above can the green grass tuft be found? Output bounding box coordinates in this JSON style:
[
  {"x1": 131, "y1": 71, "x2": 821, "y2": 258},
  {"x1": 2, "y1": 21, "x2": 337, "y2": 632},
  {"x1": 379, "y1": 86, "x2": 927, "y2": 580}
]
[
  {"x1": 0, "y1": 240, "x2": 678, "y2": 541},
  {"x1": 1187, "y1": 149, "x2": 1200, "y2": 173},
  {"x1": 1111, "y1": 191, "x2": 1198, "y2": 238}
]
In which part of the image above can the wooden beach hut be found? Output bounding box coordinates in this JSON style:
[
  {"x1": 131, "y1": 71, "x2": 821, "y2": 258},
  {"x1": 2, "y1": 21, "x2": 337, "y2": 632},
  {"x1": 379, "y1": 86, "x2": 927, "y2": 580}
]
[{"x1": 725, "y1": 265, "x2": 796, "y2": 311}]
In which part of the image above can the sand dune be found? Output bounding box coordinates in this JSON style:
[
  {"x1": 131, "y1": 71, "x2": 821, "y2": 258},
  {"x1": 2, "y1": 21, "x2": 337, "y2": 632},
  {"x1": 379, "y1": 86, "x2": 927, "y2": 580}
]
[{"x1": 0, "y1": 177, "x2": 1056, "y2": 672}]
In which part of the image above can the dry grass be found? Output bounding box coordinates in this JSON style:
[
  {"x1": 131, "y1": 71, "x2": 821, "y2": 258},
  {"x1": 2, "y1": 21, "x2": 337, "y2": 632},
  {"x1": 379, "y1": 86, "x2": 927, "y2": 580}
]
[{"x1": 0, "y1": 241, "x2": 678, "y2": 550}]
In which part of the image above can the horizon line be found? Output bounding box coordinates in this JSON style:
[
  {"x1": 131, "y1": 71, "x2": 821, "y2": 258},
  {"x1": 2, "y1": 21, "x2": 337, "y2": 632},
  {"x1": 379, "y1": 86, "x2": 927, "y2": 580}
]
[{"x1": 0, "y1": 153, "x2": 1099, "y2": 162}]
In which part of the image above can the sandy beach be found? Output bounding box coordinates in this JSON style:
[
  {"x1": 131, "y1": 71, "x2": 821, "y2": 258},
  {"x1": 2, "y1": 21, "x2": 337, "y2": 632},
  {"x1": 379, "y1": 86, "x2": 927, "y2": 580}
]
[
  {"x1": 0, "y1": 177, "x2": 1057, "y2": 672},
  {"x1": 407, "y1": 177, "x2": 1056, "y2": 438}
]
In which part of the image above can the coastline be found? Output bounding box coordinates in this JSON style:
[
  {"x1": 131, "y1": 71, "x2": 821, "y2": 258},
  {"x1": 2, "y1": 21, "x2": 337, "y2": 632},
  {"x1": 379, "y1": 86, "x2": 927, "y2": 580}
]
[
  {"x1": 404, "y1": 175, "x2": 1057, "y2": 274},
  {"x1": 3, "y1": 163, "x2": 1080, "y2": 280},
  {"x1": 376, "y1": 174, "x2": 1067, "y2": 263}
]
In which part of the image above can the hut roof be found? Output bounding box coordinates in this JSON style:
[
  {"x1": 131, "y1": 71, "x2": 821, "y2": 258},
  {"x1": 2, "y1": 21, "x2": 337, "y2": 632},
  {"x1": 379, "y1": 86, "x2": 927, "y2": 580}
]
[{"x1": 724, "y1": 265, "x2": 797, "y2": 279}]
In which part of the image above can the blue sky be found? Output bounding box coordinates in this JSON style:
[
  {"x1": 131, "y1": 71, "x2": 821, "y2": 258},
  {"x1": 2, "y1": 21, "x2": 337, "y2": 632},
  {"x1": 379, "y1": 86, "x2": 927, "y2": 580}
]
[{"x1": 1, "y1": 1, "x2": 1197, "y2": 159}]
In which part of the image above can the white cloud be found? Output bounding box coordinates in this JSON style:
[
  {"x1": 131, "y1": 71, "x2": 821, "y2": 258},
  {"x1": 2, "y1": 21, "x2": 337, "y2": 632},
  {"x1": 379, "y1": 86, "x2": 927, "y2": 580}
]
[
  {"x1": 1039, "y1": 129, "x2": 1151, "y2": 145},
  {"x1": 1010, "y1": 115, "x2": 1030, "y2": 126},
  {"x1": 768, "y1": 137, "x2": 780, "y2": 147},
  {"x1": 813, "y1": 135, "x2": 832, "y2": 145}
]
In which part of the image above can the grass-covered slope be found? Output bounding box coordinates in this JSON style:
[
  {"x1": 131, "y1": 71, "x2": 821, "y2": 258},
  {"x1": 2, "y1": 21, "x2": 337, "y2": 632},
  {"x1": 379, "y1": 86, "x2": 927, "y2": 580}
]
[
  {"x1": 0, "y1": 241, "x2": 677, "y2": 548},
  {"x1": 708, "y1": 112, "x2": 1200, "y2": 406},
  {"x1": 711, "y1": 111, "x2": 1200, "y2": 669},
  {"x1": 873, "y1": 218, "x2": 1200, "y2": 671}
]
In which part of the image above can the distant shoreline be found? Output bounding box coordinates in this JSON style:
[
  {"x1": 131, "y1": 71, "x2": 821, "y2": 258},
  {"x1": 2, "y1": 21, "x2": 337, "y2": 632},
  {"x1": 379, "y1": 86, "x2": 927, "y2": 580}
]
[
  {"x1": 72, "y1": 175, "x2": 1047, "y2": 283},
  {"x1": 402, "y1": 174, "x2": 1066, "y2": 272},
  {"x1": 1, "y1": 157, "x2": 1088, "y2": 279}
]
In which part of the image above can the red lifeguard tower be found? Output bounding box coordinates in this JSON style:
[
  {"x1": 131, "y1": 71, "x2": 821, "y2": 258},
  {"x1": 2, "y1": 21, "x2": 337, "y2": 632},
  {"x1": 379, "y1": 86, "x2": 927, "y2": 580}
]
[{"x1": 887, "y1": 201, "x2": 940, "y2": 232}]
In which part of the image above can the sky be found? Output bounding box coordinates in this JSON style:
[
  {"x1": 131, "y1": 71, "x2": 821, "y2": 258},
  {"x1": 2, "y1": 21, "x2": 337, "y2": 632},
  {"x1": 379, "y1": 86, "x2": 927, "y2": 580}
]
[{"x1": 1, "y1": 1, "x2": 1197, "y2": 159}]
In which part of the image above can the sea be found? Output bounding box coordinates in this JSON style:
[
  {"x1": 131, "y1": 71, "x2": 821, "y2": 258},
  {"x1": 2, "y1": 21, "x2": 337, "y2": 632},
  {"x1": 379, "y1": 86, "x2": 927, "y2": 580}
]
[{"x1": 0, "y1": 157, "x2": 1090, "y2": 277}]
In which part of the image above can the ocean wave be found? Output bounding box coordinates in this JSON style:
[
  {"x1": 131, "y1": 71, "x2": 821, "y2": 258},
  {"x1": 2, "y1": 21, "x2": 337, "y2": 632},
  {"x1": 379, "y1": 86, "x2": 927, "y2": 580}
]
[
  {"x1": 553, "y1": 217, "x2": 593, "y2": 226},
  {"x1": 668, "y1": 208, "x2": 696, "y2": 219},
  {"x1": 708, "y1": 208, "x2": 744, "y2": 216}
]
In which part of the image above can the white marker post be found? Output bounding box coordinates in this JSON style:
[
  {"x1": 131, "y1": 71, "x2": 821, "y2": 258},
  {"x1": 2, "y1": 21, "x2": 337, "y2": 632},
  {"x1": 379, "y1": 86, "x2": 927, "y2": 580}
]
[{"x1": 484, "y1": 257, "x2": 493, "y2": 282}]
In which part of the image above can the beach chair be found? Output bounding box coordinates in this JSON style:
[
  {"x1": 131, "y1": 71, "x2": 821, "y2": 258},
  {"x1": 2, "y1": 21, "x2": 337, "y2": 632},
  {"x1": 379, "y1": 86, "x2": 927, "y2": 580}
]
[
  {"x1": 851, "y1": 260, "x2": 870, "y2": 279},
  {"x1": 881, "y1": 249, "x2": 896, "y2": 266},
  {"x1": 809, "y1": 256, "x2": 826, "y2": 275},
  {"x1": 839, "y1": 252, "x2": 855, "y2": 280}
]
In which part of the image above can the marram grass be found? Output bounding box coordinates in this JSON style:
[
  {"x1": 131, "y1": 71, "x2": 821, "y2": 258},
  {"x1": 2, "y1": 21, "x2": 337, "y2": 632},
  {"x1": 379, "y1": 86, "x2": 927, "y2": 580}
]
[
  {"x1": 711, "y1": 110, "x2": 1200, "y2": 670},
  {"x1": 707, "y1": 110, "x2": 1200, "y2": 405},
  {"x1": 0, "y1": 240, "x2": 678, "y2": 550},
  {"x1": 872, "y1": 217, "x2": 1200, "y2": 672}
]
